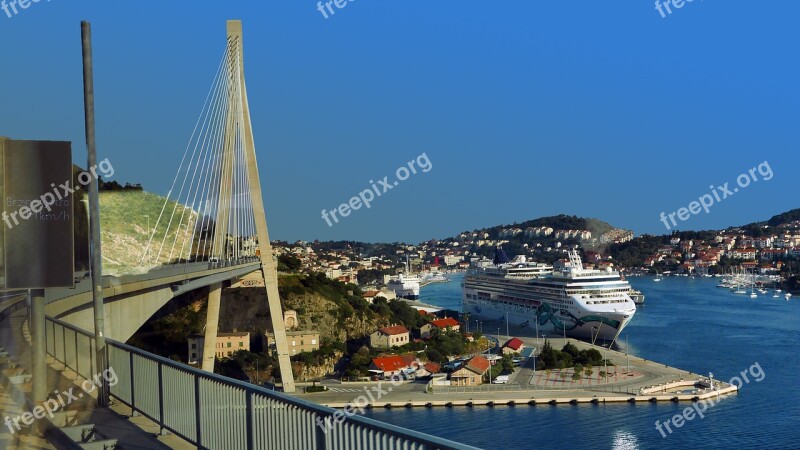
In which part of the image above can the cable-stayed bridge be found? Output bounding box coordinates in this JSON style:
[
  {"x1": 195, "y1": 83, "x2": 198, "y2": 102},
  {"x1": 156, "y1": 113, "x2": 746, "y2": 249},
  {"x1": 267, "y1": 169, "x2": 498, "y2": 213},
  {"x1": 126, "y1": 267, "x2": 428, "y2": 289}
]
[{"x1": 0, "y1": 20, "x2": 474, "y2": 450}]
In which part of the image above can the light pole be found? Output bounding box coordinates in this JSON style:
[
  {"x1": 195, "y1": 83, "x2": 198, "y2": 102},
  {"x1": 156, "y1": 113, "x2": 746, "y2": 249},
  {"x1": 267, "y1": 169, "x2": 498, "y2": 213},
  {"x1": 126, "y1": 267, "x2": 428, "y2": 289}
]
[
  {"x1": 535, "y1": 317, "x2": 539, "y2": 344},
  {"x1": 596, "y1": 315, "x2": 604, "y2": 347},
  {"x1": 626, "y1": 334, "x2": 630, "y2": 374},
  {"x1": 591, "y1": 326, "x2": 599, "y2": 346},
  {"x1": 505, "y1": 311, "x2": 509, "y2": 341}
]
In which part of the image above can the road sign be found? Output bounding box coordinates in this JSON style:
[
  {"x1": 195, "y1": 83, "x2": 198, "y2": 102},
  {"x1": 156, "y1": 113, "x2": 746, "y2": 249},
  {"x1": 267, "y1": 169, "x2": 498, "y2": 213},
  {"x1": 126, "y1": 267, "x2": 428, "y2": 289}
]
[{"x1": 0, "y1": 138, "x2": 74, "y2": 289}]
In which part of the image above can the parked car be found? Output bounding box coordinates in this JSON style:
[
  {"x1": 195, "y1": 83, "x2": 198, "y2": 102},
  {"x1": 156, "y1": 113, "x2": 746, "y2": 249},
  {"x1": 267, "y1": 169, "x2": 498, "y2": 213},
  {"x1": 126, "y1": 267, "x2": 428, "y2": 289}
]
[{"x1": 492, "y1": 375, "x2": 509, "y2": 384}]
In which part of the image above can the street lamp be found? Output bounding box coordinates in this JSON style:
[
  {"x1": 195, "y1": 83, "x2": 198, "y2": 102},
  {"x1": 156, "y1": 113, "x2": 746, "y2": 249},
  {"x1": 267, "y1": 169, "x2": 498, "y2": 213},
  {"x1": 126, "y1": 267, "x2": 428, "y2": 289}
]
[{"x1": 626, "y1": 334, "x2": 630, "y2": 374}]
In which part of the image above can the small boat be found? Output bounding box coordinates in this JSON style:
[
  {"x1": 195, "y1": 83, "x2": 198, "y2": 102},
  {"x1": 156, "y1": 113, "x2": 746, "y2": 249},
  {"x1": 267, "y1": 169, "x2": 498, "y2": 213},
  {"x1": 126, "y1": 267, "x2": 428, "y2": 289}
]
[
  {"x1": 786, "y1": 293, "x2": 793, "y2": 300},
  {"x1": 773, "y1": 292, "x2": 780, "y2": 298},
  {"x1": 629, "y1": 289, "x2": 645, "y2": 306},
  {"x1": 653, "y1": 271, "x2": 662, "y2": 282}
]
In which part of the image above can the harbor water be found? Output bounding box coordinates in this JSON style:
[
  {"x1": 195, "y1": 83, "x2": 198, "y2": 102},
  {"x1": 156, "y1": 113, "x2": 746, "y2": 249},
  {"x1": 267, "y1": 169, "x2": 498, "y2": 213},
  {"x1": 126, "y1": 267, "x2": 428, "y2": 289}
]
[{"x1": 365, "y1": 273, "x2": 799, "y2": 449}]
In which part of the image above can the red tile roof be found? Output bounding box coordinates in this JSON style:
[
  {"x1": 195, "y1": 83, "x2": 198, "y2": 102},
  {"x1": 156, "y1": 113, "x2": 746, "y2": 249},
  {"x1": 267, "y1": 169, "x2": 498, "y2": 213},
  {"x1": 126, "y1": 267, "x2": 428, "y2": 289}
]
[
  {"x1": 464, "y1": 356, "x2": 490, "y2": 374},
  {"x1": 431, "y1": 318, "x2": 459, "y2": 329},
  {"x1": 503, "y1": 337, "x2": 524, "y2": 351},
  {"x1": 370, "y1": 355, "x2": 407, "y2": 372},
  {"x1": 377, "y1": 325, "x2": 410, "y2": 336},
  {"x1": 399, "y1": 354, "x2": 418, "y2": 368},
  {"x1": 424, "y1": 362, "x2": 441, "y2": 374}
]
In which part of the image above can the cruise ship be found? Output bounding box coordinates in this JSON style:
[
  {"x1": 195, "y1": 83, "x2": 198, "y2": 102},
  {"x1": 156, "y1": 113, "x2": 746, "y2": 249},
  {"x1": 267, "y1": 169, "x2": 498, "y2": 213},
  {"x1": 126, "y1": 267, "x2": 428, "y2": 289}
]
[
  {"x1": 387, "y1": 273, "x2": 421, "y2": 299},
  {"x1": 463, "y1": 248, "x2": 636, "y2": 343}
]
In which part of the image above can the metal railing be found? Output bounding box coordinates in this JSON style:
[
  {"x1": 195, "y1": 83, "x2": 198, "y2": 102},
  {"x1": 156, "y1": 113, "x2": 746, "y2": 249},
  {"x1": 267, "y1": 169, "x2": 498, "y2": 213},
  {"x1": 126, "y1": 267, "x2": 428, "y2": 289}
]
[{"x1": 45, "y1": 316, "x2": 477, "y2": 450}]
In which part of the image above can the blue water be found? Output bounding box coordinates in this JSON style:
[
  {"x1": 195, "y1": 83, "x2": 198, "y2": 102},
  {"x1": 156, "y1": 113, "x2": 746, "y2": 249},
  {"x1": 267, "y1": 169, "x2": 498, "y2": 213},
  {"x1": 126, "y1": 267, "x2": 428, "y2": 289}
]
[{"x1": 366, "y1": 274, "x2": 800, "y2": 449}]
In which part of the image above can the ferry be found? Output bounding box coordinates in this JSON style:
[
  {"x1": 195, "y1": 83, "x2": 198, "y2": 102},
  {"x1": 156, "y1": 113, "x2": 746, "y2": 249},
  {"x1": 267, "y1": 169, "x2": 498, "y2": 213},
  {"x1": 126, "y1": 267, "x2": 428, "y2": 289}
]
[
  {"x1": 629, "y1": 289, "x2": 645, "y2": 306},
  {"x1": 463, "y1": 248, "x2": 636, "y2": 343},
  {"x1": 387, "y1": 273, "x2": 420, "y2": 300}
]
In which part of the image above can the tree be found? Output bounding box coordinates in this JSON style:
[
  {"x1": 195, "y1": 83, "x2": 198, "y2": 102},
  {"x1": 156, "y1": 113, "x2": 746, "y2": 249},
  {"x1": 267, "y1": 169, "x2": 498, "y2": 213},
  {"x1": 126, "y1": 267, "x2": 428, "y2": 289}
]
[
  {"x1": 571, "y1": 371, "x2": 581, "y2": 382},
  {"x1": 278, "y1": 254, "x2": 302, "y2": 272},
  {"x1": 500, "y1": 354, "x2": 515, "y2": 374}
]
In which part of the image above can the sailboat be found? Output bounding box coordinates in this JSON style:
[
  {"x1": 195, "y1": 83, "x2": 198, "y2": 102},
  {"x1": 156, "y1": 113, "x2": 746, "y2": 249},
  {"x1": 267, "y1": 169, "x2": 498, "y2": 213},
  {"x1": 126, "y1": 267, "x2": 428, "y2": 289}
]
[
  {"x1": 653, "y1": 271, "x2": 662, "y2": 282},
  {"x1": 733, "y1": 275, "x2": 746, "y2": 294},
  {"x1": 749, "y1": 271, "x2": 758, "y2": 299}
]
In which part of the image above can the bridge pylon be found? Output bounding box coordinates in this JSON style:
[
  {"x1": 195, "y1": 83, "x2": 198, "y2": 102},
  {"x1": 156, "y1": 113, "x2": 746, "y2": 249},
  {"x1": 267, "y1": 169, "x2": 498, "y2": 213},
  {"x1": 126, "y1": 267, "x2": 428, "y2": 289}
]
[{"x1": 225, "y1": 20, "x2": 295, "y2": 393}]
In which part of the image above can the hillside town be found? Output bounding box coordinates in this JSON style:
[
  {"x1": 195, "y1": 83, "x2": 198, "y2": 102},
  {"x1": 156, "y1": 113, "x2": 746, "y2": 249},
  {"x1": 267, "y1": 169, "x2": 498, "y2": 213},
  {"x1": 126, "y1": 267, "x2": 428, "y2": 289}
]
[{"x1": 179, "y1": 212, "x2": 800, "y2": 388}]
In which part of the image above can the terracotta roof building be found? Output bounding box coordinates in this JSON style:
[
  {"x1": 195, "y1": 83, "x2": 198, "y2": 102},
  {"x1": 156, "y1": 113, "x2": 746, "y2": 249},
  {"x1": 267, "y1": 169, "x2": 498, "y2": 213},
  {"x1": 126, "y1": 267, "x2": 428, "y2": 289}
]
[
  {"x1": 449, "y1": 356, "x2": 490, "y2": 386},
  {"x1": 421, "y1": 317, "x2": 461, "y2": 338},
  {"x1": 502, "y1": 337, "x2": 525, "y2": 355},
  {"x1": 370, "y1": 325, "x2": 411, "y2": 349}
]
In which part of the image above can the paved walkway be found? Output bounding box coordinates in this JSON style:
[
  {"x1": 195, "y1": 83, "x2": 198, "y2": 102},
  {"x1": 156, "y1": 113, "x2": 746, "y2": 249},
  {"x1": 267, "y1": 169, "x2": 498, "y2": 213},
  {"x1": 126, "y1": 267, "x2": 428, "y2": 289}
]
[{"x1": 0, "y1": 301, "x2": 192, "y2": 449}]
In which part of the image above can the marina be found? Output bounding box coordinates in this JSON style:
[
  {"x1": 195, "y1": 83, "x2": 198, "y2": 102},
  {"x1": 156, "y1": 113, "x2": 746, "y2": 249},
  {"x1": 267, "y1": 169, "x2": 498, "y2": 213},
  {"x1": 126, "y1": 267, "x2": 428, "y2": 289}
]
[{"x1": 361, "y1": 274, "x2": 797, "y2": 449}]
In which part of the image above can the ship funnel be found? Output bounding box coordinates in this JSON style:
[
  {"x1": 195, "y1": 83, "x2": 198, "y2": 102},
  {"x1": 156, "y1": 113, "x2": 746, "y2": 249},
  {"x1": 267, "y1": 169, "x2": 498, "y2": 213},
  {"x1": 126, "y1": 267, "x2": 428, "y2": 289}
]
[{"x1": 493, "y1": 247, "x2": 511, "y2": 265}]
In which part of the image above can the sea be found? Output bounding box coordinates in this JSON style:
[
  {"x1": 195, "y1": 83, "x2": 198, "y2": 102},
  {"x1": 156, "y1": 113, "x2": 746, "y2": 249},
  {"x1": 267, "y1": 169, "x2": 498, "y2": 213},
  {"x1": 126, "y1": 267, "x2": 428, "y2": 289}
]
[{"x1": 364, "y1": 273, "x2": 800, "y2": 450}]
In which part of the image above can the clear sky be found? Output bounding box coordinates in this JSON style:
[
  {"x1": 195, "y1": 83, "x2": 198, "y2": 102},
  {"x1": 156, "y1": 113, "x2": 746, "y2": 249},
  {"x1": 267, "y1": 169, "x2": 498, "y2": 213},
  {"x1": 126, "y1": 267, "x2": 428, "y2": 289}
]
[{"x1": 1, "y1": 1, "x2": 797, "y2": 243}]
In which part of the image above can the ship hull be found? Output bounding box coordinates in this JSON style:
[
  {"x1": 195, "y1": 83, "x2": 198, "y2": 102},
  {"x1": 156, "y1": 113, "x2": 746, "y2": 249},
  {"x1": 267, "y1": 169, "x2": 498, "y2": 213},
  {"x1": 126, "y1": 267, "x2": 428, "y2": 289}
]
[{"x1": 463, "y1": 292, "x2": 633, "y2": 343}]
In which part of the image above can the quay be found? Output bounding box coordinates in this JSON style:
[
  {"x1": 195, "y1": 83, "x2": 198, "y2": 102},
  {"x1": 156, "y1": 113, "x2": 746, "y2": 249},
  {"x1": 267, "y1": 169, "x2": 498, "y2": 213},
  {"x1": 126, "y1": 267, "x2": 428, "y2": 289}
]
[{"x1": 294, "y1": 334, "x2": 738, "y2": 409}]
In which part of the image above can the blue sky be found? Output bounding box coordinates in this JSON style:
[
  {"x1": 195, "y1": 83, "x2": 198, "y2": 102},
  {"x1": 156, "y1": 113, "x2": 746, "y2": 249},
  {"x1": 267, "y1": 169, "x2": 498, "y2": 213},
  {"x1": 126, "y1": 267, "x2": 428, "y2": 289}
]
[{"x1": 1, "y1": 1, "x2": 797, "y2": 243}]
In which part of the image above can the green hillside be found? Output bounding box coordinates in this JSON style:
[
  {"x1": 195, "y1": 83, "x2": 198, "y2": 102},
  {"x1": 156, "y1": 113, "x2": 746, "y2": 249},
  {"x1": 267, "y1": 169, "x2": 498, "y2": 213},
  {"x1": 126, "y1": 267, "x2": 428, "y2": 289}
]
[{"x1": 99, "y1": 191, "x2": 199, "y2": 275}]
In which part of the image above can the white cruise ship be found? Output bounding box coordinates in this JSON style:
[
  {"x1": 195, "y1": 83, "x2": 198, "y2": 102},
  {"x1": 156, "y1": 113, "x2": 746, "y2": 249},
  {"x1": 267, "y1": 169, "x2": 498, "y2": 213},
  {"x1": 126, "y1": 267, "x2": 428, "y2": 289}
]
[
  {"x1": 463, "y1": 249, "x2": 636, "y2": 343},
  {"x1": 387, "y1": 273, "x2": 420, "y2": 299}
]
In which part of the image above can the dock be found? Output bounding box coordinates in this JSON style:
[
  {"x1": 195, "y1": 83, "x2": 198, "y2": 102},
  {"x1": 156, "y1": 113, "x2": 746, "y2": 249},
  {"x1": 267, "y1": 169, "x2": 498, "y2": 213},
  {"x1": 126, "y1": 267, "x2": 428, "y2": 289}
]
[{"x1": 294, "y1": 335, "x2": 738, "y2": 409}]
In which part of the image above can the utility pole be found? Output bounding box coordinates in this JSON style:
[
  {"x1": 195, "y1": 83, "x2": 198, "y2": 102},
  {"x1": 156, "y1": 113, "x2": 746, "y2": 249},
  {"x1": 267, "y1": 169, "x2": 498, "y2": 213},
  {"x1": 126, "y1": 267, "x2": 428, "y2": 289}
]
[{"x1": 81, "y1": 20, "x2": 108, "y2": 406}]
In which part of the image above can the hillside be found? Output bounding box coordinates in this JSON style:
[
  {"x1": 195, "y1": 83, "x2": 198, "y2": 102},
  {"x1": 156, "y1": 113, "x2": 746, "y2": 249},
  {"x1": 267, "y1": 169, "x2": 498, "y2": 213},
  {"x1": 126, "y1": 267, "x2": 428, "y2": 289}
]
[
  {"x1": 483, "y1": 215, "x2": 615, "y2": 240},
  {"x1": 99, "y1": 191, "x2": 199, "y2": 275}
]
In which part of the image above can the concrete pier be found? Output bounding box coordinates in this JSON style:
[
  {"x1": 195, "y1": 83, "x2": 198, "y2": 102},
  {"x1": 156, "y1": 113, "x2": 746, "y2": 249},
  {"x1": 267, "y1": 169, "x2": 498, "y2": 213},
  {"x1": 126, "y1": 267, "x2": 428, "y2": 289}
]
[{"x1": 294, "y1": 334, "x2": 738, "y2": 409}]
